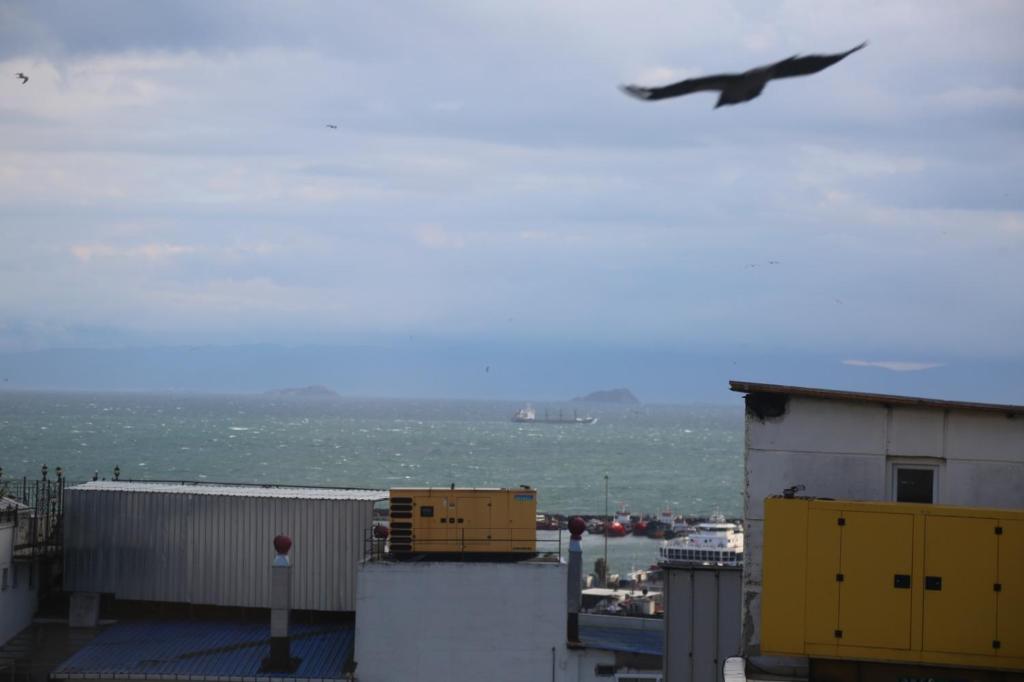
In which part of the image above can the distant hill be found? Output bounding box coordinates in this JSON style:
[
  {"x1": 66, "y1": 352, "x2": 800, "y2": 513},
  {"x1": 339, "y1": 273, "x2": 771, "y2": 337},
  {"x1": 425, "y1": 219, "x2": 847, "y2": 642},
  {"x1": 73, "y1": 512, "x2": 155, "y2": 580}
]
[
  {"x1": 571, "y1": 388, "x2": 640, "y2": 405},
  {"x1": 264, "y1": 385, "x2": 340, "y2": 398}
]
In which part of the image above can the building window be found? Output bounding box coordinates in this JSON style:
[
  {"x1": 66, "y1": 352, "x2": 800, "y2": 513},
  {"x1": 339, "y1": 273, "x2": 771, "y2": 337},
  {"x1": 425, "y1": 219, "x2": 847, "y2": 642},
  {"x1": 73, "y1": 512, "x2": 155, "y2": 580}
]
[
  {"x1": 1, "y1": 567, "x2": 7, "y2": 591},
  {"x1": 892, "y1": 464, "x2": 938, "y2": 503}
]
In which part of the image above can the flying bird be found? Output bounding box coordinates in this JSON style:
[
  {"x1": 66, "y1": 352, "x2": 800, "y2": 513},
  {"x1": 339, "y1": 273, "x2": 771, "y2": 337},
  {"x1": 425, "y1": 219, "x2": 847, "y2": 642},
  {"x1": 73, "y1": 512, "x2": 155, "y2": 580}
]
[
  {"x1": 325, "y1": 124, "x2": 338, "y2": 129},
  {"x1": 621, "y1": 42, "x2": 866, "y2": 108},
  {"x1": 15, "y1": 72, "x2": 28, "y2": 85}
]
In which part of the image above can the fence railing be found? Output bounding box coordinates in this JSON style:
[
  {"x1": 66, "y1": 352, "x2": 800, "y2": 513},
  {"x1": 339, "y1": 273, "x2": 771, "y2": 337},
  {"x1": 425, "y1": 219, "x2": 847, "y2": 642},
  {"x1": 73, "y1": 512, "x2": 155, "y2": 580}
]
[
  {"x1": 0, "y1": 476, "x2": 67, "y2": 559},
  {"x1": 363, "y1": 524, "x2": 563, "y2": 562}
]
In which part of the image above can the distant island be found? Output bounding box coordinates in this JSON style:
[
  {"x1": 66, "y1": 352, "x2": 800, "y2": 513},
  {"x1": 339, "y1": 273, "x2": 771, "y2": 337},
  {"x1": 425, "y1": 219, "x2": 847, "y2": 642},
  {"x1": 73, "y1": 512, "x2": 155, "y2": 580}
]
[
  {"x1": 571, "y1": 388, "x2": 641, "y2": 405},
  {"x1": 264, "y1": 385, "x2": 340, "y2": 398}
]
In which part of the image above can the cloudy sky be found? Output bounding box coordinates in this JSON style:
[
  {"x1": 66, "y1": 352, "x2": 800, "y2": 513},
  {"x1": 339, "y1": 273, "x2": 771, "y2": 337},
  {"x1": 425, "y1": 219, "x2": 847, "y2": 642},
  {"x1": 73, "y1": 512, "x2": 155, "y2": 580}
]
[{"x1": 1, "y1": 2, "x2": 1022, "y2": 377}]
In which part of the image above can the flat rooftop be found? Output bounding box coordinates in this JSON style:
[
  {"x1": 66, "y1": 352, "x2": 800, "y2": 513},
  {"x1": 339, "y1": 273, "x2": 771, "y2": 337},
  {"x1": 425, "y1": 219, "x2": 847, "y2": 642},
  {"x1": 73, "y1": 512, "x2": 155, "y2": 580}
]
[
  {"x1": 730, "y1": 380, "x2": 1024, "y2": 416},
  {"x1": 68, "y1": 480, "x2": 387, "y2": 501},
  {"x1": 52, "y1": 620, "x2": 354, "y2": 681}
]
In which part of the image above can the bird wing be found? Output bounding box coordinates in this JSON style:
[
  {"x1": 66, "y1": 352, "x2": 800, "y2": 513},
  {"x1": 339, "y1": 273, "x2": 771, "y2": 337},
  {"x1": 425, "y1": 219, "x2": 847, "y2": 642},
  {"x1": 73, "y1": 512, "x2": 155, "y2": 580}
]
[
  {"x1": 767, "y1": 42, "x2": 866, "y2": 80},
  {"x1": 620, "y1": 73, "x2": 739, "y2": 101}
]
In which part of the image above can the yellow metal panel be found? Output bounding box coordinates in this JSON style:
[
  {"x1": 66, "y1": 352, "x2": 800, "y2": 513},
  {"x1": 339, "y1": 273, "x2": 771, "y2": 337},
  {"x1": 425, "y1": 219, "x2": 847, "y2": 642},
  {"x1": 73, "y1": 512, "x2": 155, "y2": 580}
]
[
  {"x1": 805, "y1": 507, "x2": 843, "y2": 645},
  {"x1": 455, "y1": 496, "x2": 492, "y2": 552},
  {"x1": 508, "y1": 489, "x2": 537, "y2": 552},
  {"x1": 998, "y1": 519, "x2": 1024, "y2": 659},
  {"x1": 761, "y1": 498, "x2": 809, "y2": 655},
  {"x1": 922, "y1": 515, "x2": 999, "y2": 657},
  {"x1": 838, "y1": 511, "x2": 914, "y2": 650},
  {"x1": 761, "y1": 497, "x2": 1024, "y2": 671}
]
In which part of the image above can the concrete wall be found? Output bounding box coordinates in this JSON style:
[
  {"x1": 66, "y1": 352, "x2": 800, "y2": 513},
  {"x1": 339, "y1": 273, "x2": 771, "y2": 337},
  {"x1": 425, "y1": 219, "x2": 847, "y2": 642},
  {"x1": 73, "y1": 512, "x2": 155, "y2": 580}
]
[
  {"x1": 742, "y1": 396, "x2": 1024, "y2": 656},
  {"x1": 355, "y1": 560, "x2": 616, "y2": 682},
  {"x1": 0, "y1": 522, "x2": 38, "y2": 647},
  {"x1": 663, "y1": 566, "x2": 741, "y2": 682}
]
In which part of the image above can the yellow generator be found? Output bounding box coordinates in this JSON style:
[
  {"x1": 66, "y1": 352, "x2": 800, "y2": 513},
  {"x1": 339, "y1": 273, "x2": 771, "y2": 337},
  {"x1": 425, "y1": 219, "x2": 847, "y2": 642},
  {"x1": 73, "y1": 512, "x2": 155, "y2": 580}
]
[
  {"x1": 762, "y1": 496, "x2": 1024, "y2": 673},
  {"x1": 387, "y1": 487, "x2": 537, "y2": 559}
]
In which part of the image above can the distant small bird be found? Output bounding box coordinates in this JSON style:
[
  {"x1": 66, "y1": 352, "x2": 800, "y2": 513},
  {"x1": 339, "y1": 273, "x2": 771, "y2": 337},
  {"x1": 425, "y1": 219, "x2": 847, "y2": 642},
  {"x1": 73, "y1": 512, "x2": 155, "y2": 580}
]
[
  {"x1": 621, "y1": 42, "x2": 866, "y2": 108},
  {"x1": 15, "y1": 72, "x2": 28, "y2": 85},
  {"x1": 325, "y1": 124, "x2": 338, "y2": 129},
  {"x1": 485, "y1": 365, "x2": 490, "y2": 373}
]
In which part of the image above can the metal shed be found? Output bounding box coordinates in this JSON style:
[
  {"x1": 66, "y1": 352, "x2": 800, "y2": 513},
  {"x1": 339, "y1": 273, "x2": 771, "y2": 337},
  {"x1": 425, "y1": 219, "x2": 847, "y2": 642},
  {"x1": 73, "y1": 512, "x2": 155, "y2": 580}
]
[
  {"x1": 662, "y1": 565, "x2": 742, "y2": 682},
  {"x1": 64, "y1": 481, "x2": 386, "y2": 612}
]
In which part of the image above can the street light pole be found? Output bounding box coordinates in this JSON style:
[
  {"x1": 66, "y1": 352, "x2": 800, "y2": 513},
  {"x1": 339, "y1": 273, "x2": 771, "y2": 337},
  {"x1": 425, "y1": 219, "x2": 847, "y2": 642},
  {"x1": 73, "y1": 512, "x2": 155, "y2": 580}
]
[{"x1": 603, "y1": 474, "x2": 609, "y2": 586}]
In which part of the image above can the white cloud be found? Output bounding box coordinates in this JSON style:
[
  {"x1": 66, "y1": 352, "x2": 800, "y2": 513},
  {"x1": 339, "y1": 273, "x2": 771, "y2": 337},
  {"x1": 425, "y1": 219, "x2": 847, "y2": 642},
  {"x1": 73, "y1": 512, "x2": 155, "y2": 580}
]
[
  {"x1": 70, "y1": 243, "x2": 197, "y2": 262},
  {"x1": 934, "y1": 86, "x2": 1024, "y2": 110},
  {"x1": 414, "y1": 225, "x2": 465, "y2": 250},
  {"x1": 843, "y1": 360, "x2": 945, "y2": 372}
]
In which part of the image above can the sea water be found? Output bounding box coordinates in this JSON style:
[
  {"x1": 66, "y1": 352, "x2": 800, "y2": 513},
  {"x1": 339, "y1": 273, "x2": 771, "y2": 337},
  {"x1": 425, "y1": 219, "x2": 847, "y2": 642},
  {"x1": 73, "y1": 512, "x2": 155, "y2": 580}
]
[{"x1": 0, "y1": 390, "x2": 744, "y2": 574}]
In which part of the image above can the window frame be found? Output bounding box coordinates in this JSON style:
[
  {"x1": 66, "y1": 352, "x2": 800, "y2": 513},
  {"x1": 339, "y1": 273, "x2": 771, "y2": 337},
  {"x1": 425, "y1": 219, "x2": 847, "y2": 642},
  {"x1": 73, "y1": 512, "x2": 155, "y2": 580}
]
[{"x1": 888, "y1": 459, "x2": 941, "y2": 504}]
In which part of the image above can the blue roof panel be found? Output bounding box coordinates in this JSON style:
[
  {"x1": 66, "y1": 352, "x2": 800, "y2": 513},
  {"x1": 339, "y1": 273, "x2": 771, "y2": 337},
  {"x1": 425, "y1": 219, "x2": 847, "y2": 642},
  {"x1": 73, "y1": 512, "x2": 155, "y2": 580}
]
[
  {"x1": 52, "y1": 620, "x2": 353, "y2": 680},
  {"x1": 579, "y1": 624, "x2": 664, "y2": 656}
]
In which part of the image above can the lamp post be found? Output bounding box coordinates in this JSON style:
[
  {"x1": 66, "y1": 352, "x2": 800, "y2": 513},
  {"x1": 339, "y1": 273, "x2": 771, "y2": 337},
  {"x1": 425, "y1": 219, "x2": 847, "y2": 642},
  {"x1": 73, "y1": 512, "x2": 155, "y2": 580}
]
[{"x1": 603, "y1": 474, "x2": 609, "y2": 587}]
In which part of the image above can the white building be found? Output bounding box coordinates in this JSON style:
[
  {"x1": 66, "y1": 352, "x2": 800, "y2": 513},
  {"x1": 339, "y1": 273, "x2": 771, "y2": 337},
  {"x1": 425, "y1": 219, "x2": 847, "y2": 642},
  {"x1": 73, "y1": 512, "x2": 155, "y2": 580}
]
[
  {"x1": 731, "y1": 381, "x2": 1024, "y2": 659},
  {"x1": 355, "y1": 558, "x2": 663, "y2": 682},
  {"x1": 0, "y1": 501, "x2": 38, "y2": 647}
]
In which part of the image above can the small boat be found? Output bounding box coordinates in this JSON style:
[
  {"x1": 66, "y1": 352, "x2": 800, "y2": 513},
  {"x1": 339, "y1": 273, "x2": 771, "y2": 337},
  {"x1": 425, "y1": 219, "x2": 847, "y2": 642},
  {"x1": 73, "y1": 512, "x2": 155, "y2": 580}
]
[
  {"x1": 535, "y1": 513, "x2": 560, "y2": 531},
  {"x1": 664, "y1": 515, "x2": 691, "y2": 539},
  {"x1": 612, "y1": 504, "x2": 633, "y2": 534},
  {"x1": 631, "y1": 517, "x2": 648, "y2": 536},
  {"x1": 644, "y1": 520, "x2": 667, "y2": 539},
  {"x1": 605, "y1": 520, "x2": 627, "y2": 537},
  {"x1": 586, "y1": 518, "x2": 606, "y2": 534}
]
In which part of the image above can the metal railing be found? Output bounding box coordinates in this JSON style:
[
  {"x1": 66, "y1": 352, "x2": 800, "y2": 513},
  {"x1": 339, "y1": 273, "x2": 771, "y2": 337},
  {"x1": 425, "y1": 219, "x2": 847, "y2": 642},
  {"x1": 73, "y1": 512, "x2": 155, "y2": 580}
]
[
  {"x1": 363, "y1": 525, "x2": 564, "y2": 562},
  {"x1": 0, "y1": 474, "x2": 67, "y2": 560}
]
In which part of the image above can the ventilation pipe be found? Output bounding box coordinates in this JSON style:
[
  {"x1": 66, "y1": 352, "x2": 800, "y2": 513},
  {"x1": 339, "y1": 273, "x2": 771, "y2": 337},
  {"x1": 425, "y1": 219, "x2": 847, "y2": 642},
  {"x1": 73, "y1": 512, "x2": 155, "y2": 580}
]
[
  {"x1": 262, "y1": 534, "x2": 300, "y2": 672},
  {"x1": 567, "y1": 516, "x2": 586, "y2": 644}
]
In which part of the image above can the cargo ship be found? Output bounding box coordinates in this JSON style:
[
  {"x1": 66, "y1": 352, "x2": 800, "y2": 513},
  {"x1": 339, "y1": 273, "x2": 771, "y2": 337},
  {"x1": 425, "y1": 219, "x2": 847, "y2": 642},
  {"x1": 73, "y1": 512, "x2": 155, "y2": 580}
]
[{"x1": 511, "y1": 404, "x2": 597, "y2": 424}]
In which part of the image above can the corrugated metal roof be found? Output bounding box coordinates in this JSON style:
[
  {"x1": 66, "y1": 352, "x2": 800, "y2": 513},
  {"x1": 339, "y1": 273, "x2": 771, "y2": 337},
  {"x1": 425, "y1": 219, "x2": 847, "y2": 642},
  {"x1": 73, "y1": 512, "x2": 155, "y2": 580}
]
[
  {"x1": 51, "y1": 620, "x2": 353, "y2": 680},
  {"x1": 69, "y1": 480, "x2": 387, "y2": 501},
  {"x1": 579, "y1": 624, "x2": 664, "y2": 656},
  {"x1": 729, "y1": 380, "x2": 1024, "y2": 415}
]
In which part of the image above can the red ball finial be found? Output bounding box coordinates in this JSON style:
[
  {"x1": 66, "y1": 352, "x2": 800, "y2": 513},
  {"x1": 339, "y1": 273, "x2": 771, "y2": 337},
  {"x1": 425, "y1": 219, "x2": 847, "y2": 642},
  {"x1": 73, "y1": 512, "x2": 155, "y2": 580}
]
[
  {"x1": 568, "y1": 516, "x2": 586, "y2": 538},
  {"x1": 273, "y1": 534, "x2": 292, "y2": 555}
]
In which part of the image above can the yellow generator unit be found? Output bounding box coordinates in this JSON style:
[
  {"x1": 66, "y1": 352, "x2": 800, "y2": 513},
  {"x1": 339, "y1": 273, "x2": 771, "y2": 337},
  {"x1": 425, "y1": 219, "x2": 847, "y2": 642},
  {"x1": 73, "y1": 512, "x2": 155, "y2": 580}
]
[
  {"x1": 762, "y1": 497, "x2": 1024, "y2": 672},
  {"x1": 387, "y1": 487, "x2": 537, "y2": 559}
]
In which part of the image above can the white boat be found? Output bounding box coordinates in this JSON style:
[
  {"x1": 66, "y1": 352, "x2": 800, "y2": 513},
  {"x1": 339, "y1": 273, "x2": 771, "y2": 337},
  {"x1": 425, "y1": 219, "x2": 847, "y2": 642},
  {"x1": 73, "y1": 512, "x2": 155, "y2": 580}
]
[
  {"x1": 512, "y1": 404, "x2": 537, "y2": 422},
  {"x1": 658, "y1": 512, "x2": 743, "y2": 567}
]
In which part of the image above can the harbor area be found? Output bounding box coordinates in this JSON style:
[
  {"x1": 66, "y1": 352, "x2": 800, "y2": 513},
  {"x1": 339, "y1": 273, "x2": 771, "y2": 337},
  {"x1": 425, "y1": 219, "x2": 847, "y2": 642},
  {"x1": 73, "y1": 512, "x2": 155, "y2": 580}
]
[{"x1": 1, "y1": 381, "x2": 1022, "y2": 681}]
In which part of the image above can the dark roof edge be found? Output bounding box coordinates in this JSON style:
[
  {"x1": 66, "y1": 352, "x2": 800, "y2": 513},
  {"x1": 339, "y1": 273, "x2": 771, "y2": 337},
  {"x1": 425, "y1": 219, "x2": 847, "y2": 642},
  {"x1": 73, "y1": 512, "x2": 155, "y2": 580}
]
[{"x1": 729, "y1": 380, "x2": 1024, "y2": 415}]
